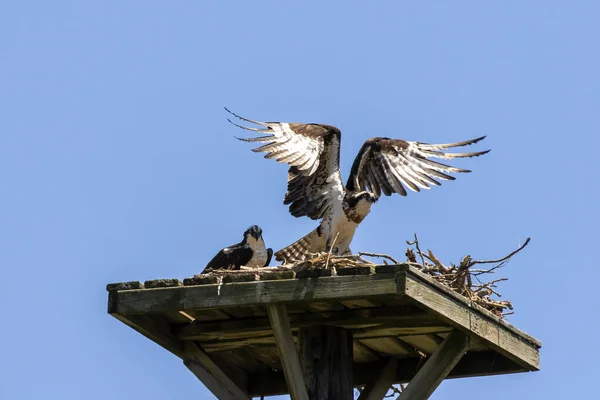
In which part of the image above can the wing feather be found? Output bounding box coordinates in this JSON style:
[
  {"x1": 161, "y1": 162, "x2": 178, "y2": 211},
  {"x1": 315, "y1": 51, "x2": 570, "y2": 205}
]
[
  {"x1": 347, "y1": 137, "x2": 489, "y2": 198},
  {"x1": 227, "y1": 108, "x2": 344, "y2": 220},
  {"x1": 202, "y1": 243, "x2": 252, "y2": 273}
]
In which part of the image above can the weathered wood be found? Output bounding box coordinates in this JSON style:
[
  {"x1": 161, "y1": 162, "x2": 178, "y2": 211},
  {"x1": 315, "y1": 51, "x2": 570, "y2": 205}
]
[
  {"x1": 402, "y1": 274, "x2": 540, "y2": 370},
  {"x1": 184, "y1": 342, "x2": 250, "y2": 400},
  {"x1": 183, "y1": 275, "x2": 221, "y2": 286},
  {"x1": 106, "y1": 281, "x2": 144, "y2": 291},
  {"x1": 358, "y1": 358, "x2": 398, "y2": 400},
  {"x1": 222, "y1": 273, "x2": 260, "y2": 283},
  {"x1": 189, "y1": 308, "x2": 232, "y2": 322},
  {"x1": 337, "y1": 266, "x2": 375, "y2": 276},
  {"x1": 353, "y1": 341, "x2": 382, "y2": 363},
  {"x1": 248, "y1": 351, "x2": 524, "y2": 397},
  {"x1": 397, "y1": 334, "x2": 443, "y2": 355},
  {"x1": 295, "y1": 267, "x2": 335, "y2": 279},
  {"x1": 144, "y1": 278, "x2": 182, "y2": 288},
  {"x1": 299, "y1": 326, "x2": 353, "y2": 400},
  {"x1": 403, "y1": 267, "x2": 541, "y2": 348},
  {"x1": 267, "y1": 305, "x2": 309, "y2": 400},
  {"x1": 198, "y1": 325, "x2": 451, "y2": 353},
  {"x1": 397, "y1": 331, "x2": 469, "y2": 400},
  {"x1": 339, "y1": 298, "x2": 382, "y2": 308},
  {"x1": 113, "y1": 273, "x2": 401, "y2": 314},
  {"x1": 177, "y1": 306, "x2": 446, "y2": 341},
  {"x1": 260, "y1": 270, "x2": 296, "y2": 280},
  {"x1": 358, "y1": 337, "x2": 419, "y2": 358},
  {"x1": 108, "y1": 264, "x2": 541, "y2": 399}
]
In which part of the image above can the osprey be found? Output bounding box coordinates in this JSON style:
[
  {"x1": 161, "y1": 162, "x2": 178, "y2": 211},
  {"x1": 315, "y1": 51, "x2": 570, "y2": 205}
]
[
  {"x1": 201, "y1": 225, "x2": 273, "y2": 273},
  {"x1": 226, "y1": 109, "x2": 490, "y2": 263}
]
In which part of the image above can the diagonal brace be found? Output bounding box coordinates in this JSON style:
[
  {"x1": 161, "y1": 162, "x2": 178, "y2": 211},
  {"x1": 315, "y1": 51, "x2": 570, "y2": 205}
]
[
  {"x1": 267, "y1": 304, "x2": 309, "y2": 400},
  {"x1": 358, "y1": 357, "x2": 398, "y2": 400},
  {"x1": 398, "y1": 330, "x2": 469, "y2": 400},
  {"x1": 183, "y1": 342, "x2": 250, "y2": 400}
]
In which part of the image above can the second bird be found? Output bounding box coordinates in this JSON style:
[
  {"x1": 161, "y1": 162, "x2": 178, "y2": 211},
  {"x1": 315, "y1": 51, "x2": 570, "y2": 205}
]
[{"x1": 202, "y1": 225, "x2": 273, "y2": 273}]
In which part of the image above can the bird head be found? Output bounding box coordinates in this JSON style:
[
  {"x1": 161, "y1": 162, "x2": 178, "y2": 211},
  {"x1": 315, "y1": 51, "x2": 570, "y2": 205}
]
[
  {"x1": 243, "y1": 225, "x2": 263, "y2": 241},
  {"x1": 347, "y1": 191, "x2": 378, "y2": 206},
  {"x1": 343, "y1": 191, "x2": 378, "y2": 218}
]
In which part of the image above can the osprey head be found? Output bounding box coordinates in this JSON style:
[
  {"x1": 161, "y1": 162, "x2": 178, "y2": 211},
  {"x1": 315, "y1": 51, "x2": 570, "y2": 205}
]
[
  {"x1": 346, "y1": 191, "x2": 378, "y2": 207},
  {"x1": 243, "y1": 225, "x2": 263, "y2": 241},
  {"x1": 343, "y1": 191, "x2": 378, "y2": 223}
]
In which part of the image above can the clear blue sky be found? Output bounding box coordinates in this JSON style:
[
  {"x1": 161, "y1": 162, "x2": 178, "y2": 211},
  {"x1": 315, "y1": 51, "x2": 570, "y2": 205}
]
[{"x1": 1, "y1": 1, "x2": 598, "y2": 399}]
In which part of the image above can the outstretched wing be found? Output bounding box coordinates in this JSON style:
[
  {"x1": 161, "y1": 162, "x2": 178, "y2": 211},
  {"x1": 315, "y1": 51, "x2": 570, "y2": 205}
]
[
  {"x1": 346, "y1": 136, "x2": 489, "y2": 197},
  {"x1": 226, "y1": 108, "x2": 345, "y2": 220},
  {"x1": 202, "y1": 243, "x2": 252, "y2": 273}
]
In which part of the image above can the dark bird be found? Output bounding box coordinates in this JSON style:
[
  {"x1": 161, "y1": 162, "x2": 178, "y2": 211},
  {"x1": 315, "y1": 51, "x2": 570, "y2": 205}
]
[
  {"x1": 201, "y1": 225, "x2": 273, "y2": 273},
  {"x1": 226, "y1": 108, "x2": 490, "y2": 263}
]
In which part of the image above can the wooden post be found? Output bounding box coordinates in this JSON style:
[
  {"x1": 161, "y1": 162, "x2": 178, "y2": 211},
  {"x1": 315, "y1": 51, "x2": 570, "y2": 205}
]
[
  {"x1": 267, "y1": 305, "x2": 309, "y2": 400},
  {"x1": 398, "y1": 330, "x2": 469, "y2": 400},
  {"x1": 298, "y1": 326, "x2": 353, "y2": 400},
  {"x1": 358, "y1": 358, "x2": 398, "y2": 400}
]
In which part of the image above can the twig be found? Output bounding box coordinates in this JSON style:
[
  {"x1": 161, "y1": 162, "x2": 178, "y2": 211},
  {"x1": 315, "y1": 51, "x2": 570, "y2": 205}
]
[
  {"x1": 470, "y1": 238, "x2": 531, "y2": 265},
  {"x1": 406, "y1": 233, "x2": 426, "y2": 266},
  {"x1": 325, "y1": 232, "x2": 340, "y2": 270},
  {"x1": 358, "y1": 252, "x2": 400, "y2": 265}
]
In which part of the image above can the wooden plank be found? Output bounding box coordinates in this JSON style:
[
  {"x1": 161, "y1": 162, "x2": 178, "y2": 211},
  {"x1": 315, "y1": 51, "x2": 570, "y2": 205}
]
[
  {"x1": 222, "y1": 306, "x2": 267, "y2": 319},
  {"x1": 202, "y1": 335, "x2": 279, "y2": 352},
  {"x1": 144, "y1": 278, "x2": 182, "y2": 288},
  {"x1": 299, "y1": 326, "x2": 354, "y2": 400},
  {"x1": 359, "y1": 337, "x2": 419, "y2": 358},
  {"x1": 189, "y1": 309, "x2": 232, "y2": 322},
  {"x1": 161, "y1": 310, "x2": 195, "y2": 324},
  {"x1": 112, "y1": 273, "x2": 401, "y2": 314},
  {"x1": 216, "y1": 349, "x2": 270, "y2": 375},
  {"x1": 397, "y1": 335, "x2": 443, "y2": 355},
  {"x1": 267, "y1": 305, "x2": 309, "y2": 400},
  {"x1": 305, "y1": 301, "x2": 346, "y2": 312},
  {"x1": 248, "y1": 346, "x2": 282, "y2": 369},
  {"x1": 184, "y1": 342, "x2": 250, "y2": 400},
  {"x1": 339, "y1": 299, "x2": 382, "y2": 309},
  {"x1": 397, "y1": 331, "x2": 469, "y2": 400},
  {"x1": 177, "y1": 306, "x2": 445, "y2": 341},
  {"x1": 403, "y1": 267, "x2": 541, "y2": 348},
  {"x1": 402, "y1": 274, "x2": 540, "y2": 370},
  {"x1": 249, "y1": 351, "x2": 525, "y2": 397},
  {"x1": 357, "y1": 358, "x2": 398, "y2": 400},
  {"x1": 198, "y1": 323, "x2": 450, "y2": 353},
  {"x1": 353, "y1": 340, "x2": 382, "y2": 363}
]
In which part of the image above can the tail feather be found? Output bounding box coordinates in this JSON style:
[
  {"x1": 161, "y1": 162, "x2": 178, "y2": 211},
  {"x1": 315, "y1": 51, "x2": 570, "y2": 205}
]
[{"x1": 275, "y1": 228, "x2": 323, "y2": 263}]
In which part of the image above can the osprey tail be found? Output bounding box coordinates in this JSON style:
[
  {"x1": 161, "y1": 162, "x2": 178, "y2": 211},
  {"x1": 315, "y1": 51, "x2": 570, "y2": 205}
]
[{"x1": 274, "y1": 228, "x2": 323, "y2": 264}]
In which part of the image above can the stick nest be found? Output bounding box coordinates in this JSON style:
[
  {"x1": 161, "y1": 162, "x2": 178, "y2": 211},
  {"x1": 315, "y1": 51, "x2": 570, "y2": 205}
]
[{"x1": 201, "y1": 235, "x2": 530, "y2": 319}]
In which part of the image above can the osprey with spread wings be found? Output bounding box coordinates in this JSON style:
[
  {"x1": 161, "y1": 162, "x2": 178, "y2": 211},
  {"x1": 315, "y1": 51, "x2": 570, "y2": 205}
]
[{"x1": 226, "y1": 108, "x2": 490, "y2": 263}]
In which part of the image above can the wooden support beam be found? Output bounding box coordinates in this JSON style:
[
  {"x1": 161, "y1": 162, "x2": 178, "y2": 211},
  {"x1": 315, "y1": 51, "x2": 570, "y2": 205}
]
[
  {"x1": 248, "y1": 351, "x2": 526, "y2": 397},
  {"x1": 183, "y1": 342, "x2": 250, "y2": 400},
  {"x1": 357, "y1": 358, "x2": 398, "y2": 400},
  {"x1": 112, "y1": 273, "x2": 401, "y2": 314},
  {"x1": 299, "y1": 326, "x2": 353, "y2": 400},
  {"x1": 397, "y1": 330, "x2": 469, "y2": 400},
  {"x1": 177, "y1": 306, "x2": 445, "y2": 342},
  {"x1": 267, "y1": 305, "x2": 309, "y2": 400},
  {"x1": 401, "y1": 272, "x2": 540, "y2": 370}
]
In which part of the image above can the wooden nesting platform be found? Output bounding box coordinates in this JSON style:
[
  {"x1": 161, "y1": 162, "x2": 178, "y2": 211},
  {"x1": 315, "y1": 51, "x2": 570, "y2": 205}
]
[{"x1": 107, "y1": 264, "x2": 540, "y2": 399}]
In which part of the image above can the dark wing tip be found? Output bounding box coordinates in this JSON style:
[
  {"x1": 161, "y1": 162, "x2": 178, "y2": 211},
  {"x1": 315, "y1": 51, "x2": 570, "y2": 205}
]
[{"x1": 265, "y1": 248, "x2": 274, "y2": 267}]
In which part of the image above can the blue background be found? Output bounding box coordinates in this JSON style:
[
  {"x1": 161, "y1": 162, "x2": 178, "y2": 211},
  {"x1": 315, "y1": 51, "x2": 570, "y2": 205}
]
[{"x1": 2, "y1": 1, "x2": 598, "y2": 399}]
